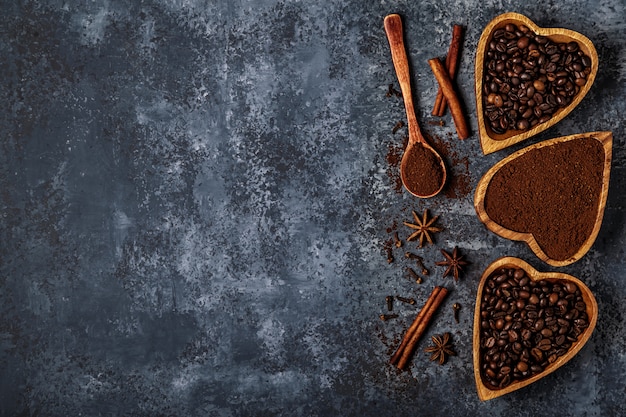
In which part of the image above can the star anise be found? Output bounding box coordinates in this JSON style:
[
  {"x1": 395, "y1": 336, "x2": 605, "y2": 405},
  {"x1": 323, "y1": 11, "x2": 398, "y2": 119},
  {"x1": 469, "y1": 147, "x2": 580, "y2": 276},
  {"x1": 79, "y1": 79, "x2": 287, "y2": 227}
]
[
  {"x1": 403, "y1": 209, "x2": 442, "y2": 248},
  {"x1": 425, "y1": 332, "x2": 456, "y2": 365},
  {"x1": 435, "y1": 247, "x2": 469, "y2": 281}
]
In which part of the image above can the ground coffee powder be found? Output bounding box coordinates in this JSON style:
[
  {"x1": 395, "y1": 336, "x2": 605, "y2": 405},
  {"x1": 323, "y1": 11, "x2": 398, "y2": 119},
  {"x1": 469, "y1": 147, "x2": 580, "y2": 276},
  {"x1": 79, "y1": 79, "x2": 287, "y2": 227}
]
[
  {"x1": 402, "y1": 143, "x2": 444, "y2": 197},
  {"x1": 484, "y1": 137, "x2": 604, "y2": 261}
]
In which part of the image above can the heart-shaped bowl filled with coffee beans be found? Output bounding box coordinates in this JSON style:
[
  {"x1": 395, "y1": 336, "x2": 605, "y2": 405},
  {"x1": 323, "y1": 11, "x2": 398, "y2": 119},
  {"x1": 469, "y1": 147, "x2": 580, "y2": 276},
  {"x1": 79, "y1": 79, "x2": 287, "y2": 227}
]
[
  {"x1": 474, "y1": 131, "x2": 612, "y2": 267},
  {"x1": 473, "y1": 256, "x2": 598, "y2": 401},
  {"x1": 475, "y1": 12, "x2": 598, "y2": 155}
]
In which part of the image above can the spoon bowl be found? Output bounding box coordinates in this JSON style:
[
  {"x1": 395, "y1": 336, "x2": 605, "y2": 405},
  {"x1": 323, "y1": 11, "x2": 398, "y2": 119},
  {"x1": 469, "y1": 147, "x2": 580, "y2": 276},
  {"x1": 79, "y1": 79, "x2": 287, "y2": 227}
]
[{"x1": 384, "y1": 14, "x2": 446, "y2": 198}]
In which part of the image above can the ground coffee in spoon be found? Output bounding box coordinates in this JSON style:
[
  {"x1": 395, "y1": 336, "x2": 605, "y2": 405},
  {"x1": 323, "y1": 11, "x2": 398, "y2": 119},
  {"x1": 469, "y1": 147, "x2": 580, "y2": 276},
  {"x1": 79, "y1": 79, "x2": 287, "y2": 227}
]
[
  {"x1": 402, "y1": 143, "x2": 444, "y2": 197},
  {"x1": 483, "y1": 137, "x2": 603, "y2": 261}
]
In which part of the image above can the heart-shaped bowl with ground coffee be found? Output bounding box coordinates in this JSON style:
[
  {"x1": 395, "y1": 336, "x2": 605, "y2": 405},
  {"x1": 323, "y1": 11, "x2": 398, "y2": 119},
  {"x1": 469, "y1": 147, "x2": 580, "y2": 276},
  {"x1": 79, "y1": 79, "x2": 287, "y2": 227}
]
[
  {"x1": 475, "y1": 12, "x2": 598, "y2": 155},
  {"x1": 473, "y1": 256, "x2": 598, "y2": 401},
  {"x1": 474, "y1": 131, "x2": 612, "y2": 267}
]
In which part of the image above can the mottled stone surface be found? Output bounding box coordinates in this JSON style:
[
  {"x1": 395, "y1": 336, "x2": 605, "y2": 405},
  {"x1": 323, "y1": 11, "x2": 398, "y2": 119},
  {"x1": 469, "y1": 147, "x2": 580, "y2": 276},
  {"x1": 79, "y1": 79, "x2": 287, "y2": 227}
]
[{"x1": 1, "y1": 1, "x2": 625, "y2": 416}]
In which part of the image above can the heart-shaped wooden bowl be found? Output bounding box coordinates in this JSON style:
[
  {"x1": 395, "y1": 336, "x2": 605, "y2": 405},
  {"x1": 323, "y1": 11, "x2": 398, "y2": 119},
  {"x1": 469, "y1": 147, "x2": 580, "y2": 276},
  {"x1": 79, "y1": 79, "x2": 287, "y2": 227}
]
[
  {"x1": 475, "y1": 13, "x2": 598, "y2": 154},
  {"x1": 473, "y1": 256, "x2": 598, "y2": 401},
  {"x1": 474, "y1": 131, "x2": 612, "y2": 267}
]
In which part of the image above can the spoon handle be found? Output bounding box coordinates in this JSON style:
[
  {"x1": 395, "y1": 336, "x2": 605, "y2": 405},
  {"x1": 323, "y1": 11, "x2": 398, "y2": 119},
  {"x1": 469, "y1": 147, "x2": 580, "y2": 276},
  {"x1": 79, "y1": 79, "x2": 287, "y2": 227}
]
[{"x1": 384, "y1": 14, "x2": 424, "y2": 145}]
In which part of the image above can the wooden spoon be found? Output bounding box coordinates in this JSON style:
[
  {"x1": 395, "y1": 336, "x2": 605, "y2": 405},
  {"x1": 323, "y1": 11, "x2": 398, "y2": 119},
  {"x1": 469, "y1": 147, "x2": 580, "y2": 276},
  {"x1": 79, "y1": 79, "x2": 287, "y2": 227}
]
[{"x1": 384, "y1": 14, "x2": 446, "y2": 198}]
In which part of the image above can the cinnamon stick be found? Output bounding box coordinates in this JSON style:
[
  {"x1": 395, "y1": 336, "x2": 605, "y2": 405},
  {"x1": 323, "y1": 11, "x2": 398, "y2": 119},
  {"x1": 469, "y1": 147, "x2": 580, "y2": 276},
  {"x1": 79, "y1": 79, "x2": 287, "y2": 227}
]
[
  {"x1": 389, "y1": 286, "x2": 440, "y2": 365},
  {"x1": 432, "y1": 25, "x2": 464, "y2": 117},
  {"x1": 428, "y1": 58, "x2": 470, "y2": 140},
  {"x1": 390, "y1": 286, "x2": 448, "y2": 369}
]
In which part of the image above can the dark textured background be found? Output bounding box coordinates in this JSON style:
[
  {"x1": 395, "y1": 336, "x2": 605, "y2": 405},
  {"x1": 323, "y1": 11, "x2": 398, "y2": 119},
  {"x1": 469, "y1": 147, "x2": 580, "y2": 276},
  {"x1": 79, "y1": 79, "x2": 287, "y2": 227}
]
[{"x1": 1, "y1": 1, "x2": 624, "y2": 416}]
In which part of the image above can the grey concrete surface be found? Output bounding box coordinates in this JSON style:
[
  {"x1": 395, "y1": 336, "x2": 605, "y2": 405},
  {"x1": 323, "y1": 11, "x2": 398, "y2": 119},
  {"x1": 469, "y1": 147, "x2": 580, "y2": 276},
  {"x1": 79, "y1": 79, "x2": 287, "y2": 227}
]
[{"x1": 1, "y1": 1, "x2": 625, "y2": 416}]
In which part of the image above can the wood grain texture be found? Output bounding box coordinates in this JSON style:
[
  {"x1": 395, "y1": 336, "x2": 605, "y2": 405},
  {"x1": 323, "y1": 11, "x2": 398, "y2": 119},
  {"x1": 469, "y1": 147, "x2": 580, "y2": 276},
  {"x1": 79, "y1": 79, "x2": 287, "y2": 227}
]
[
  {"x1": 474, "y1": 131, "x2": 612, "y2": 267},
  {"x1": 475, "y1": 12, "x2": 599, "y2": 155},
  {"x1": 473, "y1": 257, "x2": 598, "y2": 401},
  {"x1": 384, "y1": 14, "x2": 447, "y2": 198}
]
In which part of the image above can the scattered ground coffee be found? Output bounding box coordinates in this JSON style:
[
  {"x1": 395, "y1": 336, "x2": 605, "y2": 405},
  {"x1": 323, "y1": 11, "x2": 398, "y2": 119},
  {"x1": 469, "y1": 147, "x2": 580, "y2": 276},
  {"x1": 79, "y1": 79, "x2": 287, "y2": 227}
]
[
  {"x1": 387, "y1": 132, "x2": 471, "y2": 198},
  {"x1": 386, "y1": 140, "x2": 405, "y2": 193},
  {"x1": 483, "y1": 137, "x2": 603, "y2": 261}
]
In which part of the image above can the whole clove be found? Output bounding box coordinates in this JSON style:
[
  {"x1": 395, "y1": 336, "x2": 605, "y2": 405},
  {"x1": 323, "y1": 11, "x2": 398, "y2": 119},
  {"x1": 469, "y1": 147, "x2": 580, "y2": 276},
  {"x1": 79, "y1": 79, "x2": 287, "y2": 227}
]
[
  {"x1": 452, "y1": 303, "x2": 461, "y2": 323},
  {"x1": 405, "y1": 252, "x2": 429, "y2": 275},
  {"x1": 393, "y1": 231, "x2": 402, "y2": 248},
  {"x1": 386, "y1": 248, "x2": 394, "y2": 264},
  {"x1": 380, "y1": 313, "x2": 399, "y2": 321},
  {"x1": 415, "y1": 257, "x2": 429, "y2": 276},
  {"x1": 396, "y1": 296, "x2": 416, "y2": 305},
  {"x1": 386, "y1": 83, "x2": 402, "y2": 98},
  {"x1": 392, "y1": 120, "x2": 405, "y2": 134},
  {"x1": 407, "y1": 267, "x2": 423, "y2": 284},
  {"x1": 386, "y1": 296, "x2": 394, "y2": 311}
]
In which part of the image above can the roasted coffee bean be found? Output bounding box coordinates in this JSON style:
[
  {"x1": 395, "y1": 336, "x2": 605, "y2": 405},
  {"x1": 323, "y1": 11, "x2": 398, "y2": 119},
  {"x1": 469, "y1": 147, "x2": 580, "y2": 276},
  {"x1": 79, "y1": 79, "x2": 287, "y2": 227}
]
[
  {"x1": 479, "y1": 267, "x2": 589, "y2": 389},
  {"x1": 567, "y1": 41, "x2": 579, "y2": 52},
  {"x1": 530, "y1": 347, "x2": 543, "y2": 362},
  {"x1": 549, "y1": 292, "x2": 559, "y2": 305},
  {"x1": 516, "y1": 361, "x2": 529, "y2": 372},
  {"x1": 564, "y1": 281, "x2": 578, "y2": 294},
  {"x1": 517, "y1": 119, "x2": 530, "y2": 130},
  {"x1": 482, "y1": 23, "x2": 592, "y2": 135}
]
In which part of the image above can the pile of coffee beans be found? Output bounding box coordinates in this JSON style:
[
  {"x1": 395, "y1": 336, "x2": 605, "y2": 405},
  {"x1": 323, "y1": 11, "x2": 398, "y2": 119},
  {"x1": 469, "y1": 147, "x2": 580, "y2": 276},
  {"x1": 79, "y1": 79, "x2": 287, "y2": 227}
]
[
  {"x1": 478, "y1": 267, "x2": 589, "y2": 389},
  {"x1": 482, "y1": 23, "x2": 592, "y2": 134}
]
